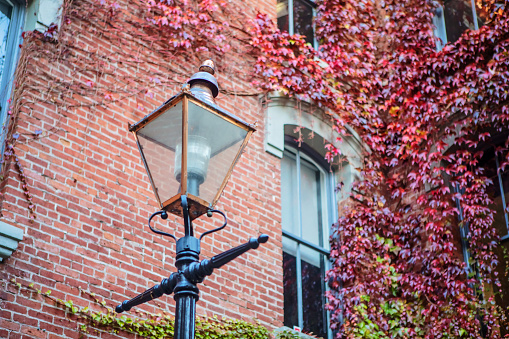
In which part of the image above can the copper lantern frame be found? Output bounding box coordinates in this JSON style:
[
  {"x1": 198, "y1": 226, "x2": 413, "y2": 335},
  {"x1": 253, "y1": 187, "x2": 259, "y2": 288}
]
[{"x1": 128, "y1": 90, "x2": 255, "y2": 220}]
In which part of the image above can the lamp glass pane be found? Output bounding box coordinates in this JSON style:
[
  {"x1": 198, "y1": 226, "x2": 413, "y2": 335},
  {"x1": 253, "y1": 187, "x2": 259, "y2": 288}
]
[
  {"x1": 137, "y1": 100, "x2": 183, "y2": 205},
  {"x1": 186, "y1": 100, "x2": 248, "y2": 203}
]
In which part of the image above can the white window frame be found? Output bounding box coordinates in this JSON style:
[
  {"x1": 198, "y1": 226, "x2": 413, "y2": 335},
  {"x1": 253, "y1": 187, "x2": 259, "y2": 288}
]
[
  {"x1": 281, "y1": 140, "x2": 335, "y2": 339},
  {"x1": 0, "y1": 0, "x2": 25, "y2": 140},
  {"x1": 433, "y1": 6, "x2": 448, "y2": 51},
  {"x1": 277, "y1": 0, "x2": 318, "y2": 49},
  {"x1": 434, "y1": 0, "x2": 482, "y2": 50}
]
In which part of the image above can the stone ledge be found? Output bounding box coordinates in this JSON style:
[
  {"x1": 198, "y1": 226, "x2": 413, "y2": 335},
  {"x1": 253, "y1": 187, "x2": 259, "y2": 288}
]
[
  {"x1": 25, "y1": 0, "x2": 63, "y2": 33},
  {"x1": 0, "y1": 221, "x2": 23, "y2": 262}
]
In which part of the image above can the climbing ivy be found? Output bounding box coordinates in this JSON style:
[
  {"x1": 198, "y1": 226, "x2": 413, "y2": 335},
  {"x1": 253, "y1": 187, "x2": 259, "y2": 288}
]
[{"x1": 10, "y1": 279, "x2": 275, "y2": 339}]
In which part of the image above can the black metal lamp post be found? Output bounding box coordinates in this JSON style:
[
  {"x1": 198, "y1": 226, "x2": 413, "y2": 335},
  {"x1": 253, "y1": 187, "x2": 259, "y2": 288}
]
[{"x1": 115, "y1": 61, "x2": 268, "y2": 339}]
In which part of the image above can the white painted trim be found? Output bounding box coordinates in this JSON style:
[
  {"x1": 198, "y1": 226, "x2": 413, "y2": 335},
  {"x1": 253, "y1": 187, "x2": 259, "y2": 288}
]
[
  {"x1": 264, "y1": 94, "x2": 363, "y2": 169},
  {"x1": 0, "y1": 220, "x2": 23, "y2": 262},
  {"x1": 25, "y1": 0, "x2": 63, "y2": 33},
  {"x1": 433, "y1": 6, "x2": 447, "y2": 51},
  {"x1": 0, "y1": 0, "x2": 25, "y2": 135}
]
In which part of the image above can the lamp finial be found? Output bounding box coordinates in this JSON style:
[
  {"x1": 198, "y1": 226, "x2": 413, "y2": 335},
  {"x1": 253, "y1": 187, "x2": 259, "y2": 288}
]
[
  {"x1": 199, "y1": 60, "x2": 215, "y2": 75},
  {"x1": 188, "y1": 60, "x2": 219, "y2": 101}
]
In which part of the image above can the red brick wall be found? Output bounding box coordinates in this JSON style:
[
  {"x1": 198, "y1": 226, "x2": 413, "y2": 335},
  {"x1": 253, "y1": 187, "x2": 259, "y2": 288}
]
[{"x1": 0, "y1": 0, "x2": 283, "y2": 337}]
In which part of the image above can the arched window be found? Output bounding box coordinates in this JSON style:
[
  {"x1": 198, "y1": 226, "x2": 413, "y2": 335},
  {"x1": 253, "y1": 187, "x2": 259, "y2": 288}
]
[
  {"x1": 264, "y1": 94, "x2": 363, "y2": 338},
  {"x1": 281, "y1": 135, "x2": 334, "y2": 338}
]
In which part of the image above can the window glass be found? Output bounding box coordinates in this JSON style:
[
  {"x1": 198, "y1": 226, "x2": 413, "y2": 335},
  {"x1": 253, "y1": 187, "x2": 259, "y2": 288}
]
[
  {"x1": 293, "y1": 0, "x2": 314, "y2": 45},
  {"x1": 474, "y1": 2, "x2": 488, "y2": 28},
  {"x1": 300, "y1": 159, "x2": 322, "y2": 247},
  {"x1": 479, "y1": 149, "x2": 509, "y2": 335},
  {"x1": 0, "y1": 0, "x2": 13, "y2": 88},
  {"x1": 443, "y1": 0, "x2": 475, "y2": 43},
  {"x1": 282, "y1": 154, "x2": 299, "y2": 236},
  {"x1": 433, "y1": 7, "x2": 448, "y2": 50},
  {"x1": 277, "y1": 0, "x2": 289, "y2": 33},
  {"x1": 496, "y1": 241, "x2": 509, "y2": 337},
  {"x1": 502, "y1": 169, "x2": 509, "y2": 229},
  {"x1": 442, "y1": 0, "x2": 485, "y2": 44},
  {"x1": 276, "y1": 0, "x2": 315, "y2": 46},
  {"x1": 283, "y1": 250, "x2": 299, "y2": 328},
  {"x1": 302, "y1": 257, "x2": 327, "y2": 337},
  {"x1": 0, "y1": 0, "x2": 24, "y2": 139},
  {"x1": 483, "y1": 152, "x2": 509, "y2": 238}
]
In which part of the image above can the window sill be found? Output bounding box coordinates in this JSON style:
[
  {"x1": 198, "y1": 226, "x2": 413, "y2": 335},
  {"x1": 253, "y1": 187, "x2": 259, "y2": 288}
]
[{"x1": 0, "y1": 221, "x2": 23, "y2": 262}]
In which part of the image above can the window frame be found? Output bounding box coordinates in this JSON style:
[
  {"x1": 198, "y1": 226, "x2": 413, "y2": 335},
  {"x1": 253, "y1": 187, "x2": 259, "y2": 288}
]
[
  {"x1": 277, "y1": 0, "x2": 318, "y2": 49},
  {"x1": 281, "y1": 135, "x2": 335, "y2": 339},
  {"x1": 0, "y1": 0, "x2": 25, "y2": 140},
  {"x1": 434, "y1": 0, "x2": 483, "y2": 50}
]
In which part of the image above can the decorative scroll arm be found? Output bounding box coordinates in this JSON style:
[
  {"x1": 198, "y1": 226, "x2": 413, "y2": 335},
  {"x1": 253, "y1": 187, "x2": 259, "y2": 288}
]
[
  {"x1": 116, "y1": 272, "x2": 179, "y2": 313},
  {"x1": 148, "y1": 210, "x2": 176, "y2": 241},
  {"x1": 184, "y1": 234, "x2": 269, "y2": 284},
  {"x1": 199, "y1": 209, "x2": 227, "y2": 241}
]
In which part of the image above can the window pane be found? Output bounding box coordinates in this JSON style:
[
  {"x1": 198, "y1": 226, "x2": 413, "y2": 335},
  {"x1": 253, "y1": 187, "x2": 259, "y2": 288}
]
[
  {"x1": 0, "y1": 0, "x2": 12, "y2": 83},
  {"x1": 277, "y1": 0, "x2": 289, "y2": 33},
  {"x1": 302, "y1": 255, "x2": 327, "y2": 338},
  {"x1": 282, "y1": 154, "x2": 300, "y2": 236},
  {"x1": 283, "y1": 251, "x2": 299, "y2": 329},
  {"x1": 300, "y1": 158, "x2": 323, "y2": 247},
  {"x1": 433, "y1": 7, "x2": 447, "y2": 50},
  {"x1": 443, "y1": 0, "x2": 476, "y2": 43},
  {"x1": 282, "y1": 146, "x2": 330, "y2": 338},
  {"x1": 283, "y1": 234, "x2": 298, "y2": 256},
  {"x1": 495, "y1": 157, "x2": 509, "y2": 333},
  {"x1": 294, "y1": 0, "x2": 314, "y2": 44}
]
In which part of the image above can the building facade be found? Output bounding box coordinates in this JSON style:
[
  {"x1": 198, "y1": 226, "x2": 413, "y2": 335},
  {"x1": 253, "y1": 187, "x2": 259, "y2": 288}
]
[
  {"x1": 0, "y1": 0, "x2": 362, "y2": 338},
  {"x1": 2, "y1": 0, "x2": 507, "y2": 338}
]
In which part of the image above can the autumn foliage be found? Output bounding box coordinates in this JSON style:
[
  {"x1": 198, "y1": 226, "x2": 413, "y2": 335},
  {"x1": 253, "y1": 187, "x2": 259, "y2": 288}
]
[
  {"x1": 252, "y1": 0, "x2": 509, "y2": 337},
  {"x1": 7, "y1": 0, "x2": 509, "y2": 337},
  {"x1": 250, "y1": 0, "x2": 509, "y2": 338}
]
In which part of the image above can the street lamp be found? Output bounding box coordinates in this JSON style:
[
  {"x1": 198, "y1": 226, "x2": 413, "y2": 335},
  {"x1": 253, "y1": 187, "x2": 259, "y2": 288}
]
[{"x1": 115, "y1": 61, "x2": 269, "y2": 339}]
